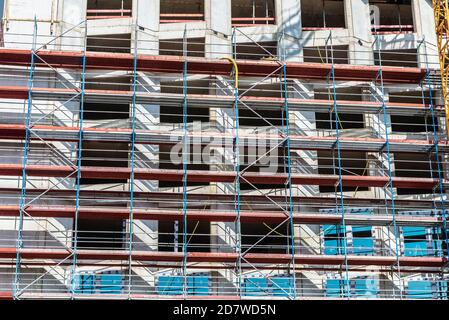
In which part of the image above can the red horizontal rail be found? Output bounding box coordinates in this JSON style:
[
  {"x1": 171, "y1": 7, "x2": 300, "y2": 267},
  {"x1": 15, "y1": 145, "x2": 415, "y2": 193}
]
[
  {"x1": 0, "y1": 187, "x2": 437, "y2": 209},
  {"x1": 0, "y1": 85, "x2": 437, "y2": 114},
  {"x1": 87, "y1": 16, "x2": 131, "y2": 20},
  {"x1": 0, "y1": 205, "x2": 441, "y2": 226},
  {"x1": 0, "y1": 123, "x2": 442, "y2": 153},
  {"x1": 160, "y1": 13, "x2": 204, "y2": 23},
  {"x1": 86, "y1": 9, "x2": 131, "y2": 20},
  {"x1": 87, "y1": 9, "x2": 132, "y2": 14},
  {"x1": 302, "y1": 27, "x2": 346, "y2": 31},
  {"x1": 0, "y1": 205, "x2": 289, "y2": 222},
  {"x1": 0, "y1": 248, "x2": 445, "y2": 267},
  {"x1": 160, "y1": 13, "x2": 204, "y2": 17},
  {"x1": 371, "y1": 24, "x2": 414, "y2": 35},
  {"x1": 231, "y1": 17, "x2": 275, "y2": 22},
  {"x1": 0, "y1": 164, "x2": 440, "y2": 189},
  {"x1": 231, "y1": 17, "x2": 275, "y2": 26},
  {"x1": 0, "y1": 48, "x2": 427, "y2": 83},
  {"x1": 0, "y1": 291, "x2": 13, "y2": 300}
]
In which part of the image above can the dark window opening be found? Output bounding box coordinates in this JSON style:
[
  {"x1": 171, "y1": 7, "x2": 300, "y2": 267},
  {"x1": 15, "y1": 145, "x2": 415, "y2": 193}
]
[
  {"x1": 318, "y1": 150, "x2": 369, "y2": 193},
  {"x1": 84, "y1": 77, "x2": 131, "y2": 121},
  {"x1": 389, "y1": 91, "x2": 438, "y2": 133},
  {"x1": 303, "y1": 45, "x2": 349, "y2": 64},
  {"x1": 374, "y1": 49, "x2": 418, "y2": 67},
  {"x1": 158, "y1": 144, "x2": 210, "y2": 188},
  {"x1": 395, "y1": 153, "x2": 438, "y2": 195},
  {"x1": 158, "y1": 221, "x2": 210, "y2": 252},
  {"x1": 160, "y1": 79, "x2": 210, "y2": 123},
  {"x1": 369, "y1": 0, "x2": 414, "y2": 34},
  {"x1": 236, "y1": 41, "x2": 277, "y2": 61},
  {"x1": 160, "y1": 0, "x2": 204, "y2": 24},
  {"x1": 159, "y1": 37, "x2": 205, "y2": 57},
  {"x1": 391, "y1": 115, "x2": 439, "y2": 133},
  {"x1": 316, "y1": 113, "x2": 365, "y2": 130},
  {"x1": 238, "y1": 108, "x2": 284, "y2": 127},
  {"x1": 241, "y1": 222, "x2": 291, "y2": 254},
  {"x1": 87, "y1": 0, "x2": 132, "y2": 20},
  {"x1": 240, "y1": 146, "x2": 285, "y2": 191},
  {"x1": 301, "y1": 0, "x2": 346, "y2": 29},
  {"x1": 76, "y1": 218, "x2": 125, "y2": 249},
  {"x1": 80, "y1": 141, "x2": 129, "y2": 185},
  {"x1": 84, "y1": 103, "x2": 129, "y2": 121},
  {"x1": 87, "y1": 33, "x2": 131, "y2": 53},
  {"x1": 232, "y1": 0, "x2": 276, "y2": 26}
]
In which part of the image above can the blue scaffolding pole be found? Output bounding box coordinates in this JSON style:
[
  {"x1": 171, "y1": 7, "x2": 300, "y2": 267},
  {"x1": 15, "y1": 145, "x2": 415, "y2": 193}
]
[
  {"x1": 280, "y1": 42, "x2": 297, "y2": 299},
  {"x1": 327, "y1": 31, "x2": 350, "y2": 298},
  {"x1": 181, "y1": 28, "x2": 189, "y2": 299},
  {"x1": 127, "y1": 25, "x2": 139, "y2": 298},
  {"x1": 231, "y1": 27, "x2": 243, "y2": 297},
  {"x1": 70, "y1": 19, "x2": 88, "y2": 297},
  {"x1": 14, "y1": 17, "x2": 37, "y2": 300},
  {"x1": 373, "y1": 36, "x2": 403, "y2": 299}
]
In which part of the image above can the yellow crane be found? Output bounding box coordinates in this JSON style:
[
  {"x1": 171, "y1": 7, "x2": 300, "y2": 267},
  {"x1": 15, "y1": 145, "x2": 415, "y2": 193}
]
[{"x1": 433, "y1": 0, "x2": 449, "y2": 134}]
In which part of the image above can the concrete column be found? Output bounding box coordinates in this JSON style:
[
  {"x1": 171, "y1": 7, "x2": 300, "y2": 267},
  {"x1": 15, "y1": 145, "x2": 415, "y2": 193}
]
[
  {"x1": 345, "y1": 0, "x2": 374, "y2": 65},
  {"x1": 277, "y1": 0, "x2": 301, "y2": 62},
  {"x1": 59, "y1": 0, "x2": 87, "y2": 51},
  {"x1": 412, "y1": 0, "x2": 439, "y2": 68},
  {"x1": 134, "y1": 0, "x2": 159, "y2": 55},
  {"x1": 205, "y1": 0, "x2": 232, "y2": 59}
]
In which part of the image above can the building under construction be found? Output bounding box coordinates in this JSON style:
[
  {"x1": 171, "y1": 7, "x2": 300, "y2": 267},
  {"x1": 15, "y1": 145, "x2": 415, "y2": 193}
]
[{"x1": 0, "y1": 0, "x2": 448, "y2": 300}]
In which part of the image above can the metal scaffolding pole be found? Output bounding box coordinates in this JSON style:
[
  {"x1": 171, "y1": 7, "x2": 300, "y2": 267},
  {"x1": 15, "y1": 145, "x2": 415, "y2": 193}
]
[
  {"x1": 127, "y1": 25, "x2": 139, "y2": 298},
  {"x1": 70, "y1": 19, "x2": 88, "y2": 298},
  {"x1": 13, "y1": 17, "x2": 37, "y2": 300}
]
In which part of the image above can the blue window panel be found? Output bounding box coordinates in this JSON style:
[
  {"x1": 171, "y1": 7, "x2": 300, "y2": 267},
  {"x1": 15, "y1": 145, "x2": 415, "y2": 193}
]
[
  {"x1": 352, "y1": 226, "x2": 374, "y2": 256},
  {"x1": 436, "y1": 281, "x2": 448, "y2": 299},
  {"x1": 407, "y1": 281, "x2": 433, "y2": 299},
  {"x1": 326, "y1": 279, "x2": 344, "y2": 297},
  {"x1": 271, "y1": 277, "x2": 294, "y2": 297},
  {"x1": 188, "y1": 275, "x2": 209, "y2": 296},
  {"x1": 158, "y1": 276, "x2": 183, "y2": 296},
  {"x1": 403, "y1": 227, "x2": 428, "y2": 257},
  {"x1": 158, "y1": 275, "x2": 209, "y2": 296},
  {"x1": 73, "y1": 274, "x2": 95, "y2": 294},
  {"x1": 100, "y1": 273, "x2": 123, "y2": 294},
  {"x1": 323, "y1": 225, "x2": 345, "y2": 255},
  {"x1": 352, "y1": 279, "x2": 378, "y2": 298},
  {"x1": 74, "y1": 272, "x2": 124, "y2": 294},
  {"x1": 431, "y1": 228, "x2": 444, "y2": 257},
  {"x1": 242, "y1": 278, "x2": 269, "y2": 297}
]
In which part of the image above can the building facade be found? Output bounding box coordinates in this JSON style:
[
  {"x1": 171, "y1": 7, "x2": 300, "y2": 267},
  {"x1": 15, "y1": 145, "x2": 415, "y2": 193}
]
[{"x1": 0, "y1": 0, "x2": 447, "y2": 299}]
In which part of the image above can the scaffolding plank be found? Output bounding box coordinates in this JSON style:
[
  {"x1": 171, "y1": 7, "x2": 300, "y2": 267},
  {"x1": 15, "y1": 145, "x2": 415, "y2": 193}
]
[
  {"x1": 0, "y1": 124, "x2": 443, "y2": 154},
  {"x1": 0, "y1": 248, "x2": 445, "y2": 267},
  {"x1": 0, "y1": 48, "x2": 427, "y2": 83},
  {"x1": 0, "y1": 164, "x2": 441, "y2": 189},
  {"x1": 0, "y1": 205, "x2": 441, "y2": 226}
]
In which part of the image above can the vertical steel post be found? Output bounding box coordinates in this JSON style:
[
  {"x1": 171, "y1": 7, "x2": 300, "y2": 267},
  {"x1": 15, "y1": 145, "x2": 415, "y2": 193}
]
[
  {"x1": 328, "y1": 31, "x2": 351, "y2": 299},
  {"x1": 181, "y1": 27, "x2": 189, "y2": 299},
  {"x1": 70, "y1": 19, "x2": 88, "y2": 298},
  {"x1": 127, "y1": 24, "x2": 139, "y2": 298},
  {"x1": 14, "y1": 16, "x2": 37, "y2": 300},
  {"x1": 231, "y1": 27, "x2": 243, "y2": 298}
]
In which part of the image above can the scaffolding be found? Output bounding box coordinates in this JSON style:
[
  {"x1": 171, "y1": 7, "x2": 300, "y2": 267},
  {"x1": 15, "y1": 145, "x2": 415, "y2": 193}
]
[{"x1": 0, "y1": 1, "x2": 448, "y2": 300}]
